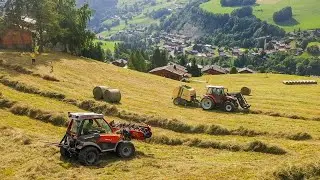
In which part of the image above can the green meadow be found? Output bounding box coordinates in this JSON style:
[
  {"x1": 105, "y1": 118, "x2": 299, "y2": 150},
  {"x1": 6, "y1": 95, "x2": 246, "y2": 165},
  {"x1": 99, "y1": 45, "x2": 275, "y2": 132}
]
[{"x1": 200, "y1": 0, "x2": 320, "y2": 32}]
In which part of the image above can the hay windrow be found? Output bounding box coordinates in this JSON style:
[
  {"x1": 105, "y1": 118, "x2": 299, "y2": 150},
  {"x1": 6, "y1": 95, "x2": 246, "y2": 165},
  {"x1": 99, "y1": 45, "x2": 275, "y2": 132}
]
[
  {"x1": 274, "y1": 162, "x2": 320, "y2": 180},
  {"x1": 0, "y1": 96, "x2": 17, "y2": 108},
  {"x1": 0, "y1": 76, "x2": 65, "y2": 100},
  {"x1": 0, "y1": 59, "x2": 33, "y2": 75},
  {"x1": 285, "y1": 132, "x2": 312, "y2": 141},
  {"x1": 42, "y1": 75, "x2": 60, "y2": 82},
  {"x1": 147, "y1": 136, "x2": 286, "y2": 155},
  {"x1": 8, "y1": 103, "x2": 67, "y2": 126},
  {"x1": 249, "y1": 109, "x2": 312, "y2": 121},
  {"x1": 245, "y1": 141, "x2": 286, "y2": 155}
]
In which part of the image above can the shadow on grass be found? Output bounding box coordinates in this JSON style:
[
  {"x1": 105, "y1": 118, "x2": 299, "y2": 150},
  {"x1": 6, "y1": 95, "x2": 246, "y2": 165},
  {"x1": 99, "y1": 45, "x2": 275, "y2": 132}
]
[
  {"x1": 59, "y1": 150, "x2": 153, "y2": 168},
  {"x1": 174, "y1": 104, "x2": 250, "y2": 114},
  {"x1": 276, "y1": 18, "x2": 300, "y2": 27}
]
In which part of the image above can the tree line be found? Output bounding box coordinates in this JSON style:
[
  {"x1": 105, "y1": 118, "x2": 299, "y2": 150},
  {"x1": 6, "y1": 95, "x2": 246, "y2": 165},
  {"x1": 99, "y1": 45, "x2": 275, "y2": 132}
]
[
  {"x1": 233, "y1": 52, "x2": 320, "y2": 76},
  {"x1": 1, "y1": 0, "x2": 106, "y2": 61}
]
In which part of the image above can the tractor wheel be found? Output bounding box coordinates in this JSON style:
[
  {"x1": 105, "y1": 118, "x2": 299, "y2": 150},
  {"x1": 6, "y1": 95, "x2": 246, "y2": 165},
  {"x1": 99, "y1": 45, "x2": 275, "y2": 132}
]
[
  {"x1": 78, "y1": 146, "x2": 100, "y2": 166},
  {"x1": 117, "y1": 142, "x2": 135, "y2": 158},
  {"x1": 60, "y1": 147, "x2": 71, "y2": 159},
  {"x1": 173, "y1": 98, "x2": 180, "y2": 105},
  {"x1": 224, "y1": 101, "x2": 235, "y2": 112},
  {"x1": 201, "y1": 98, "x2": 214, "y2": 110}
]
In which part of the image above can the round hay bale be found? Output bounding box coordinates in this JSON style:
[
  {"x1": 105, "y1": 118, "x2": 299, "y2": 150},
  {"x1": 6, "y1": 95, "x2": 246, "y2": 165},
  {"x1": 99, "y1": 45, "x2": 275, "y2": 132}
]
[
  {"x1": 93, "y1": 86, "x2": 109, "y2": 100},
  {"x1": 103, "y1": 89, "x2": 121, "y2": 103},
  {"x1": 241, "y1": 87, "x2": 251, "y2": 96}
]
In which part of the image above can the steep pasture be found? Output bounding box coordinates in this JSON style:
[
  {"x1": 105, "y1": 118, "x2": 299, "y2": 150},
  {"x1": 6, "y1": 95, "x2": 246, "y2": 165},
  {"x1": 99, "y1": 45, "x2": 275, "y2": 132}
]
[{"x1": 1, "y1": 51, "x2": 320, "y2": 179}]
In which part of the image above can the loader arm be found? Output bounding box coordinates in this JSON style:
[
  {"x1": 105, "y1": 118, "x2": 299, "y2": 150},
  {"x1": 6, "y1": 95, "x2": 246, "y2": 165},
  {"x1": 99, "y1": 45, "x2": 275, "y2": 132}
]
[{"x1": 233, "y1": 93, "x2": 250, "y2": 109}]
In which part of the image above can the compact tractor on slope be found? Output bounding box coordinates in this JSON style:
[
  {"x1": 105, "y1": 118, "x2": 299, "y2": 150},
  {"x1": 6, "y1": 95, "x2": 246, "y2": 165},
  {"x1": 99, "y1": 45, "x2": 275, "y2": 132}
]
[
  {"x1": 173, "y1": 85, "x2": 250, "y2": 112},
  {"x1": 58, "y1": 112, "x2": 152, "y2": 165}
]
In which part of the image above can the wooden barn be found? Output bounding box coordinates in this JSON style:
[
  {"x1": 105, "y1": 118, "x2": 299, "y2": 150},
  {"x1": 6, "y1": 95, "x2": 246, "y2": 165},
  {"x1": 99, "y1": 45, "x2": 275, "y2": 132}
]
[
  {"x1": 149, "y1": 64, "x2": 190, "y2": 81},
  {"x1": 201, "y1": 65, "x2": 228, "y2": 75},
  {"x1": 0, "y1": 29, "x2": 33, "y2": 50}
]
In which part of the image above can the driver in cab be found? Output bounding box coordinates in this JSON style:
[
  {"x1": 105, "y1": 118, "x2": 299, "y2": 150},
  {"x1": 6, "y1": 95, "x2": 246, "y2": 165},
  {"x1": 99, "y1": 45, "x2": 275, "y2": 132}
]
[{"x1": 83, "y1": 119, "x2": 94, "y2": 135}]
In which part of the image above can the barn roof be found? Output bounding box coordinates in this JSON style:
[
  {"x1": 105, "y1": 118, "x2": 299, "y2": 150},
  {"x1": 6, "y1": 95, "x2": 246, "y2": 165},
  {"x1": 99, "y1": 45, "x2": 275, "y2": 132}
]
[
  {"x1": 112, "y1": 59, "x2": 127, "y2": 64},
  {"x1": 201, "y1": 65, "x2": 227, "y2": 74},
  {"x1": 238, "y1": 67, "x2": 255, "y2": 73},
  {"x1": 149, "y1": 64, "x2": 189, "y2": 76}
]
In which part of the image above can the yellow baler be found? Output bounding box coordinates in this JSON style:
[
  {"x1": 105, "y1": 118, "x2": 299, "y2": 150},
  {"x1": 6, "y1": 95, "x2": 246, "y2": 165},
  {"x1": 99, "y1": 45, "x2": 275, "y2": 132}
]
[{"x1": 172, "y1": 85, "x2": 199, "y2": 106}]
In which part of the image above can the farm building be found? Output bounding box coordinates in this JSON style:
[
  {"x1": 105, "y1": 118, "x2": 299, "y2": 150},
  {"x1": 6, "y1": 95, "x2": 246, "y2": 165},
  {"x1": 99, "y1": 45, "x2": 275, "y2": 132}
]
[
  {"x1": 201, "y1": 65, "x2": 228, "y2": 75},
  {"x1": 149, "y1": 64, "x2": 191, "y2": 81},
  {"x1": 0, "y1": 29, "x2": 33, "y2": 50},
  {"x1": 111, "y1": 59, "x2": 127, "y2": 67},
  {"x1": 238, "y1": 67, "x2": 255, "y2": 74}
]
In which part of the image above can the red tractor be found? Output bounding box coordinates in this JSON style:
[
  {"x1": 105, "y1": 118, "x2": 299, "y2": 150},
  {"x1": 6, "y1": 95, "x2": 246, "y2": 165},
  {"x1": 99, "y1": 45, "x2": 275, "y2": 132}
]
[
  {"x1": 201, "y1": 85, "x2": 250, "y2": 112},
  {"x1": 58, "y1": 112, "x2": 152, "y2": 165}
]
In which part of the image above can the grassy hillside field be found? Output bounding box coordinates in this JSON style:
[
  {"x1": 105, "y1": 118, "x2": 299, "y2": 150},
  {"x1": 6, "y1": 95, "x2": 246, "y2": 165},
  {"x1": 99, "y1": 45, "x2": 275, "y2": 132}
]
[
  {"x1": 200, "y1": 0, "x2": 320, "y2": 32},
  {"x1": 93, "y1": 40, "x2": 121, "y2": 52},
  {"x1": 1, "y1": 51, "x2": 320, "y2": 179}
]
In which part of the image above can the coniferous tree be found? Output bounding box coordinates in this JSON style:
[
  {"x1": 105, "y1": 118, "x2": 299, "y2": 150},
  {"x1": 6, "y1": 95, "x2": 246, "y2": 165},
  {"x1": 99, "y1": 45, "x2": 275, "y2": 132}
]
[{"x1": 151, "y1": 48, "x2": 162, "y2": 68}]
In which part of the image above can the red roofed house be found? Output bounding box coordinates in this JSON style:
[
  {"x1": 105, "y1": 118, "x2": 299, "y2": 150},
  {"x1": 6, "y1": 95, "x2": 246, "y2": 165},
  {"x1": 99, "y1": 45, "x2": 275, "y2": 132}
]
[{"x1": 149, "y1": 63, "x2": 191, "y2": 81}]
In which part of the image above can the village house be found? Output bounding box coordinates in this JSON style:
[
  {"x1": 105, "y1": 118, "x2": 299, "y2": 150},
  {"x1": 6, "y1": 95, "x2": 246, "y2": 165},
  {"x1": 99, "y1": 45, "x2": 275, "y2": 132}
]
[
  {"x1": 201, "y1": 65, "x2": 228, "y2": 75},
  {"x1": 149, "y1": 63, "x2": 191, "y2": 81},
  {"x1": 232, "y1": 48, "x2": 241, "y2": 56},
  {"x1": 111, "y1": 59, "x2": 127, "y2": 67},
  {"x1": 238, "y1": 67, "x2": 255, "y2": 74},
  {"x1": 219, "y1": 51, "x2": 226, "y2": 57}
]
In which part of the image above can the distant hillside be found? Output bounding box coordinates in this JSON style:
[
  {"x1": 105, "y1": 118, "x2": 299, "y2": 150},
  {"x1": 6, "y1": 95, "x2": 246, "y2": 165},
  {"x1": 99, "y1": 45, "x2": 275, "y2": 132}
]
[
  {"x1": 93, "y1": 0, "x2": 189, "y2": 37},
  {"x1": 77, "y1": 0, "x2": 118, "y2": 31},
  {"x1": 200, "y1": 0, "x2": 320, "y2": 32},
  {"x1": 161, "y1": 0, "x2": 285, "y2": 47}
]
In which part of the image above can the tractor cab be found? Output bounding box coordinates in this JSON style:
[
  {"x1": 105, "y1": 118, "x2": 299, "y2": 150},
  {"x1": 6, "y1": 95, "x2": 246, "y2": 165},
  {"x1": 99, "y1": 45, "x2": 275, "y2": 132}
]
[
  {"x1": 205, "y1": 86, "x2": 236, "y2": 104},
  {"x1": 67, "y1": 113, "x2": 114, "y2": 136}
]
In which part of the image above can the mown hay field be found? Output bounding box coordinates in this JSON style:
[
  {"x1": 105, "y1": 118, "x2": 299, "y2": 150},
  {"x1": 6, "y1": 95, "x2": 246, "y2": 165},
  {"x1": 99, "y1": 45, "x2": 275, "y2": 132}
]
[
  {"x1": 200, "y1": 0, "x2": 320, "y2": 32},
  {"x1": 1, "y1": 51, "x2": 320, "y2": 179}
]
